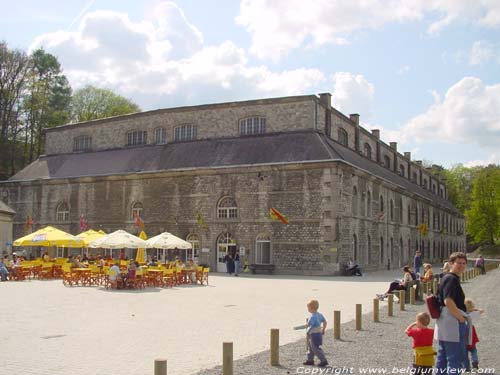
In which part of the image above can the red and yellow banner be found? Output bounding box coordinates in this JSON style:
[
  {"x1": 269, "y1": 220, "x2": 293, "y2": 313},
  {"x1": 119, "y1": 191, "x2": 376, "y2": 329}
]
[{"x1": 269, "y1": 207, "x2": 289, "y2": 224}]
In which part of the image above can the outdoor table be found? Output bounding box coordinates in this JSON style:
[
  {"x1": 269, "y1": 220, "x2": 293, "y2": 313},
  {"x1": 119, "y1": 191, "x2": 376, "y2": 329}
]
[
  {"x1": 72, "y1": 268, "x2": 91, "y2": 286},
  {"x1": 145, "y1": 269, "x2": 163, "y2": 287}
]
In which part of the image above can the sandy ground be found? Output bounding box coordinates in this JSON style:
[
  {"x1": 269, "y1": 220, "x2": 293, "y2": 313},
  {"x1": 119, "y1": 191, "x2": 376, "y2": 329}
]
[{"x1": 0, "y1": 268, "x2": 419, "y2": 375}]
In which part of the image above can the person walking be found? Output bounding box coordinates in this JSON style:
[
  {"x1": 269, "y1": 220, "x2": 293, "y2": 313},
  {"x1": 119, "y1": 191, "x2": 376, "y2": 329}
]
[
  {"x1": 233, "y1": 251, "x2": 240, "y2": 276},
  {"x1": 435, "y1": 252, "x2": 469, "y2": 373},
  {"x1": 223, "y1": 252, "x2": 233, "y2": 275},
  {"x1": 475, "y1": 255, "x2": 486, "y2": 275},
  {"x1": 413, "y1": 250, "x2": 423, "y2": 275}
]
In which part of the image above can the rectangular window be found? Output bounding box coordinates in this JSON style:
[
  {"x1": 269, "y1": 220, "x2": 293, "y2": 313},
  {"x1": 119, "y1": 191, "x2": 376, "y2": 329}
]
[
  {"x1": 127, "y1": 131, "x2": 147, "y2": 146},
  {"x1": 73, "y1": 136, "x2": 92, "y2": 152},
  {"x1": 256, "y1": 241, "x2": 271, "y2": 264},
  {"x1": 155, "y1": 128, "x2": 167, "y2": 144},
  {"x1": 174, "y1": 125, "x2": 197, "y2": 142},
  {"x1": 240, "y1": 117, "x2": 266, "y2": 135}
]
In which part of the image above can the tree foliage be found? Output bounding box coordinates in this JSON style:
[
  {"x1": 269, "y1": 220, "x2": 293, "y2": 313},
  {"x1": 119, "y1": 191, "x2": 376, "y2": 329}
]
[
  {"x1": 70, "y1": 85, "x2": 140, "y2": 123},
  {"x1": 465, "y1": 165, "x2": 500, "y2": 245},
  {"x1": 0, "y1": 42, "x2": 141, "y2": 180}
]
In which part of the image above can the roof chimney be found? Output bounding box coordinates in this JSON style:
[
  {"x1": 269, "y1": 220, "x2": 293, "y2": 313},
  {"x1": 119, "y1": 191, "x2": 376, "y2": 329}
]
[
  {"x1": 390, "y1": 142, "x2": 397, "y2": 151},
  {"x1": 416, "y1": 160, "x2": 423, "y2": 166},
  {"x1": 404, "y1": 152, "x2": 411, "y2": 160},
  {"x1": 372, "y1": 129, "x2": 380, "y2": 139},
  {"x1": 349, "y1": 114, "x2": 360, "y2": 125},
  {"x1": 319, "y1": 93, "x2": 332, "y2": 109}
]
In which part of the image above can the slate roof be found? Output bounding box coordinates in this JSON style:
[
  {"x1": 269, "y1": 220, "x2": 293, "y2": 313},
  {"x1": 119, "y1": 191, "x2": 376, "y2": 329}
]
[{"x1": 5, "y1": 130, "x2": 457, "y2": 212}]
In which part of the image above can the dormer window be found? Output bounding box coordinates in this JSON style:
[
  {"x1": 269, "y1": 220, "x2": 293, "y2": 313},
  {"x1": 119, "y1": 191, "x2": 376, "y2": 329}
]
[
  {"x1": 127, "y1": 131, "x2": 147, "y2": 146},
  {"x1": 239, "y1": 116, "x2": 266, "y2": 135},
  {"x1": 364, "y1": 143, "x2": 372, "y2": 159},
  {"x1": 383, "y1": 155, "x2": 391, "y2": 169},
  {"x1": 399, "y1": 164, "x2": 405, "y2": 177},
  {"x1": 73, "y1": 135, "x2": 92, "y2": 152},
  {"x1": 155, "y1": 128, "x2": 167, "y2": 144},
  {"x1": 174, "y1": 124, "x2": 197, "y2": 142},
  {"x1": 338, "y1": 128, "x2": 348, "y2": 146}
]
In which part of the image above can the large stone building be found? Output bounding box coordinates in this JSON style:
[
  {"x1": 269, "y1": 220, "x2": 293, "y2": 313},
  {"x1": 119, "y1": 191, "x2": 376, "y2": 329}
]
[
  {"x1": 0, "y1": 200, "x2": 15, "y2": 255},
  {"x1": 0, "y1": 93, "x2": 465, "y2": 274}
]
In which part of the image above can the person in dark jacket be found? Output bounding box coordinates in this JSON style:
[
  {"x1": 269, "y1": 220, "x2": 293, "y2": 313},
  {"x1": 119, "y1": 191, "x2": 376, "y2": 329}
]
[{"x1": 223, "y1": 253, "x2": 233, "y2": 275}]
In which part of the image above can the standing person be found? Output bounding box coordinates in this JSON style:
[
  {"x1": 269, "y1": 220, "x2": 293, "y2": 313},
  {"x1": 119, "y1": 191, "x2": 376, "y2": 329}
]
[
  {"x1": 302, "y1": 300, "x2": 328, "y2": 367},
  {"x1": 475, "y1": 255, "x2": 486, "y2": 275},
  {"x1": 435, "y1": 252, "x2": 469, "y2": 373},
  {"x1": 464, "y1": 298, "x2": 484, "y2": 371},
  {"x1": 0, "y1": 257, "x2": 9, "y2": 281},
  {"x1": 414, "y1": 250, "x2": 423, "y2": 275},
  {"x1": 233, "y1": 251, "x2": 240, "y2": 276},
  {"x1": 223, "y1": 252, "x2": 233, "y2": 275},
  {"x1": 405, "y1": 312, "x2": 436, "y2": 374}
]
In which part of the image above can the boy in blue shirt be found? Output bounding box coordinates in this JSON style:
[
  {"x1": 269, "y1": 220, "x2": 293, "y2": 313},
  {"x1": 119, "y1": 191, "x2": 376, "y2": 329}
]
[{"x1": 303, "y1": 299, "x2": 328, "y2": 367}]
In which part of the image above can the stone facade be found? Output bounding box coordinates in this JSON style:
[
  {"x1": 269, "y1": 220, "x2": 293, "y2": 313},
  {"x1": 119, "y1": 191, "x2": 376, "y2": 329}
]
[
  {"x1": 0, "y1": 93, "x2": 465, "y2": 274},
  {"x1": 0, "y1": 200, "x2": 15, "y2": 255}
]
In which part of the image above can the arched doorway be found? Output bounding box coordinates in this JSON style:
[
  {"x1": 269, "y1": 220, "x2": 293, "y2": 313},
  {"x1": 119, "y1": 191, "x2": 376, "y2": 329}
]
[{"x1": 216, "y1": 232, "x2": 237, "y2": 272}]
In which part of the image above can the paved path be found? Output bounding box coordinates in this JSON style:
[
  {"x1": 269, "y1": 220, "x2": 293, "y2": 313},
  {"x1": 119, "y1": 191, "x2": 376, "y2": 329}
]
[{"x1": 0, "y1": 268, "x2": 442, "y2": 375}]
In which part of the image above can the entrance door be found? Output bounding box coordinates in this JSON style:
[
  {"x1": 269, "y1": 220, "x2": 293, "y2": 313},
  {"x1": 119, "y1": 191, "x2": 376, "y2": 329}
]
[{"x1": 216, "y1": 233, "x2": 236, "y2": 272}]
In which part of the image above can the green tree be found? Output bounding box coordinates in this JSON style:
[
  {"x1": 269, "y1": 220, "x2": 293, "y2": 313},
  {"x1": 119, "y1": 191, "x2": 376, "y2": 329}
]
[
  {"x1": 466, "y1": 165, "x2": 500, "y2": 244},
  {"x1": 70, "y1": 85, "x2": 140, "y2": 123},
  {"x1": 441, "y1": 165, "x2": 479, "y2": 212}
]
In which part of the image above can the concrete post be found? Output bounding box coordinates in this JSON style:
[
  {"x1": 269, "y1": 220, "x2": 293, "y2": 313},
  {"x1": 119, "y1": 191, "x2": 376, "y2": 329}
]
[
  {"x1": 334, "y1": 310, "x2": 341, "y2": 339},
  {"x1": 356, "y1": 304, "x2": 362, "y2": 330},
  {"x1": 223, "y1": 342, "x2": 233, "y2": 375},
  {"x1": 270, "y1": 329, "x2": 279, "y2": 366},
  {"x1": 373, "y1": 299, "x2": 379, "y2": 322},
  {"x1": 154, "y1": 359, "x2": 167, "y2": 375}
]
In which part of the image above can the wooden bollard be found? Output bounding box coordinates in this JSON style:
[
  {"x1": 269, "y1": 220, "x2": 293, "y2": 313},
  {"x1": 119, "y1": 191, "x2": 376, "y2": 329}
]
[
  {"x1": 223, "y1": 342, "x2": 233, "y2": 375},
  {"x1": 387, "y1": 294, "x2": 394, "y2": 317},
  {"x1": 418, "y1": 282, "x2": 423, "y2": 301},
  {"x1": 154, "y1": 359, "x2": 167, "y2": 375},
  {"x1": 333, "y1": 310, "x2": 341, "y2": 339},
  {"x1": 410, "y1": 286, "x2": 415, "y2": 305},
  {"x1": 270, "y1": 329, "x2": 279, "y2": 366},
  {"x1": 433, "y1": 279, "x2": 439, "y2": 294},
  {"x1": 399, "y1": 290, "x2": 405, "y2": 310},
  {"x1": 356, "y1": 304, "x2": 362, "y2": 330},
  {"x1": 373, "y1": 298, "x2": 379, "y2": 322}
]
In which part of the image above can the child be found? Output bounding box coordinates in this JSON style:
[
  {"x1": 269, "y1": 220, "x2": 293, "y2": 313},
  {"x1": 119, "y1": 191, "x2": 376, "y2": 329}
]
[
  {"x1": 405, "y1": 312, "x2": 436, "y2": 374},
  {"x1": 303, "y1": 299, "x2": 328, "y2": 367},
  {"x1": 465, "y1": 298, "x2": 484, "y2": 370}
]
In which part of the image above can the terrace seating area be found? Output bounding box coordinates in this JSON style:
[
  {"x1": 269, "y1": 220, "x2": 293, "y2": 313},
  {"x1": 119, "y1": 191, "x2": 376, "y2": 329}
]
[{"x1": 3, "y1": 258, "x2": 210, "y2": 290}]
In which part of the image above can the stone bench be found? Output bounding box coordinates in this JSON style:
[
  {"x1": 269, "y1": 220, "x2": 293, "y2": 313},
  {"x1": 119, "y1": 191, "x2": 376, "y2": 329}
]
[{"x1": 249, "y1": 264, "x2": 275, "y2": 274}]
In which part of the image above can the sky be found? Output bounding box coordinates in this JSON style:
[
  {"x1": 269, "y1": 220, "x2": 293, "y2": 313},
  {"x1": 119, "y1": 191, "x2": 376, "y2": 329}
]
[{"x1": 1, "y1": 0, "x2": 500, "y2": 168}]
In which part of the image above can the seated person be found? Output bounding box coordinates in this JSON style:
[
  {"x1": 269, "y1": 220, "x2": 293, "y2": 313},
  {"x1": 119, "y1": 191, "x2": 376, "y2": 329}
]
[
  {"x1": 421, "y1": 263, "x2": 433, "y2": 282},
  {"x1": 43, "y1": 252, "x2": 50, "y2": 262},
  {"x1": 346, "y1": 258, "x2": 362, "y2": 276},
  {"x1": 109, "y1": 262, "x2": 122, "y2": 288},
  {"x1": 377, "y1": 266, "x2": 413, "y2": 300},
  {"x1": 123, "y1": 262, "x2": 137, "y2": 288},
  {"x1": 72, "y1": 255, "x2": 86, "y2": 268},
  {"x1": 147, "y1": 256, "x2": 158, "y2": 267}
]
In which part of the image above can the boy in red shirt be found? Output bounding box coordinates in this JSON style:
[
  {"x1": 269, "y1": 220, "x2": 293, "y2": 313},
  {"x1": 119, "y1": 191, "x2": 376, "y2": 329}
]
[{"x1": 405, "y1": 312, "x2": 436, "y2": 374}]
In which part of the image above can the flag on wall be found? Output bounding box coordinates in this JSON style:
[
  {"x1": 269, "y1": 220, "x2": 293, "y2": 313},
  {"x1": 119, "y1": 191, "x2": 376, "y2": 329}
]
[
  {"x1": 418, "y1": 223, "x2": 428, "y2": 237},
  {"x1": 375, "y1": 211, "x2": 385, "y2": 221},
  {"x1": 25, "y1": 215, "x2": 34, "y2": 233},
  {"x1": 133, "y1": 211, "x2": 145, "y2": 229},
  {"x1": 269, "y1": 207, "x2": 289, "y2": 224},
  {"x1": 196, "y1": 212, "x2": 208, "y2": 229},
  {"x1": 79, "y1": 214, "x2": 88, "y2": 232}
]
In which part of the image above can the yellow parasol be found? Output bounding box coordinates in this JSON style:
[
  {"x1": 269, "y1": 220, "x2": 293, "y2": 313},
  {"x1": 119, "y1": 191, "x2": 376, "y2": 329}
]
[
  {"x1": 76, "y1": 229, "x2": 107, "y2": 247},
  {"x1": 13, "y1": 226, "x2": 85, "y2": 248},
  {"x1": 136, "y1": 231, "x2": 147, "y2": 264}
]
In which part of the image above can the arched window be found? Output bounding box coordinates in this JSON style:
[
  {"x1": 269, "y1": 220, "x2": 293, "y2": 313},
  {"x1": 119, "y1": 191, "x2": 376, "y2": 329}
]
[
  {"x1": 186, "y1": 233, "x2": 200, "y2": 260},
  {"x1": 217, "y1": 197, "x2": 238, "y2": 219},
  {"x1": 408, "y1": 238, "x2": 411, "y2": 261},
  {"x1": 390, "y1": 199, "x2": 394, "y2": 221},
  {"x1": 131, "y1": 202, "x2": 143, "y2": 220},
  {"x1": 399, "y1": 237, "x2": 404, "y2": 267},
  {"x1": 127, "y1": 130, "x2": 147, "y2": 146},
  {"x1": 56, "y1": 202, "x2": 70, "y2": 221},
  {"x1": 366, "y1": 191, "x2": 371, "y2": 217},
  {"x1": 379, "y1": 195, "x2": 384, "y2": 214},
  {"x1": 390, "y1": 238, "x2": 394, "y2": 267},
  {"x1": 399, "y1": 164, "x2": 405, "y2": 177},
  {"x1": 73, "y1": 135, "x2": 92, "y2": 152},
  {"x1": 367, "y1": 235, "x2": 372, "y2": 264},
  {"x1": 380, "y1": 236, "x2": 384, "y2": 264},
  {"x1": 423, "y1": 178, "x2": 428, "y2": 189},
  {"x1": 155, "y1": 127, "x2": 167, "y2": 144},
  {"x1": 364, "y1": 143, "x2": 372, "y2": 159},
  {"x1": 412, "y1": 172, "x2": 418, "y2": 182},
  {"x1": 255, "y1": 234, "x2": 271, "y2": 264},
  {"x1": 415, "y1": 206, "x2": 419, "y2": 226},
  {"x1": 352, "y1": 234, "x2": 358, "y2": 262},
  {"x1": 352, "y1": 186, "x2": 358, "y2": 215},
  {"x1": 338, "y1": 128, "x2": 348, "y2": 146},
  {"x1": 383, "y1": 155, "x2": 391, "y2": 169}
]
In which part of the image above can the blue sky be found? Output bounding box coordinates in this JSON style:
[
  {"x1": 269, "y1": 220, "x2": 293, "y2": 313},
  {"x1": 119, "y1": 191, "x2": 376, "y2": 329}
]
[{"x1": 1, "y1": 0, "x2": 500, "y2": 167}]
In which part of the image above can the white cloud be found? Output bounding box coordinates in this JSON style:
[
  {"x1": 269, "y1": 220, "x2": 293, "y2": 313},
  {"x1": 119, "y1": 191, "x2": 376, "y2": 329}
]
[
  {"x1": 400, "y1": 77, "x2": 500, "y2": 150},
  {"x1": 29, "y1": 2, "x2": 325, "y2": 109},
  {"x1": 236, "y1": 0, "x2": 500, "y2": 60},
  {"x1": 469, "y1": 40, "x2": 500, "y2": 65},
  {"x1": 464, "y1": 152, "x2": 500, "y2": 167},
  {"x1": 397, "y1": 65, "x2": 410, "y2": 75},
  {"x1": 331, "y1": 72, "x2": 375, "y2": 118}
]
